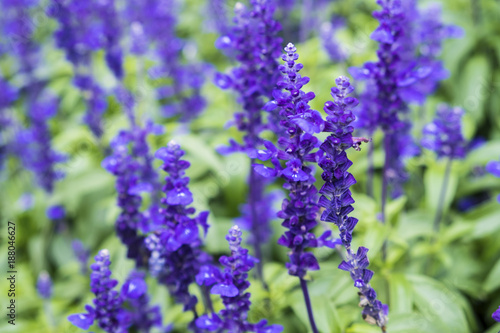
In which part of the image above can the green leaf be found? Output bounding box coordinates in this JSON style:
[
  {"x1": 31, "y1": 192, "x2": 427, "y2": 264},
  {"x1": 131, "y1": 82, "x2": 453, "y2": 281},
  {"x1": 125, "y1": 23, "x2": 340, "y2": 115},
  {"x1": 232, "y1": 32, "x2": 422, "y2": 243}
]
[{"x1": 484, "y1": 259, "x2": 500, "y2": 293}]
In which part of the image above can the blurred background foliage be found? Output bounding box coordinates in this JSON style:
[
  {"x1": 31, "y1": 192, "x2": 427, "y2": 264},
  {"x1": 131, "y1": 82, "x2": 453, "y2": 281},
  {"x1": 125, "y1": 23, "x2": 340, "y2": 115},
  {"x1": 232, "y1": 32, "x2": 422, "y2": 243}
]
[{"x1": 1, "y1": 0, "x2": 500, "y2": 332}]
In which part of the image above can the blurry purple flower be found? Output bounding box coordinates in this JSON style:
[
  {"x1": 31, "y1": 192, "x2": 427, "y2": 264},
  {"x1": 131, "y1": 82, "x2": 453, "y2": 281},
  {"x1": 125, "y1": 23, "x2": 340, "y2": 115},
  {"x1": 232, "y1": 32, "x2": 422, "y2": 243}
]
[
  {"x1": 422, "y1": 104, "x2": 467, "y2": 159},
  {"x1": 72, "y1": 240, "x2": 90, "y2": 274},
  {"x1": 68, "y1": 249, "x2": 130, "y2": 332},
  {"x1": 37, "y1": 271, "x2": 52, "y2": 299},
  {"x1": 46, "y1": 205, "x2": 65, "y2": 220},
  {"x1": 493, "y1": 306, "x2": 500, "y2": 322},
  {"x1": 15, "y1": 95, "x2": 66, "y2": 193}
]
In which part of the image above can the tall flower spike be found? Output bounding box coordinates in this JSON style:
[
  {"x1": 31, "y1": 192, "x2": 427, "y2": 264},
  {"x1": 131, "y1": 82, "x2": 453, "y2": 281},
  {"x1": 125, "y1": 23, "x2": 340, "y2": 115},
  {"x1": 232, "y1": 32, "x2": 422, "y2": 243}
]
[
  {"x1": 0, "y1": 78, "x2": 18, "y2": 171},
  {"x1": 124, "y1": 0, "x2": 206, "y2": 121},
  {"x1": 256, "y1": 43, "x2": 336, "y2": 333},
  {"x1": 102, "y1": 118, "x2": 162, "y2": 267},
  {"x1": 15, "y1": 95, "x2": 66, "y2": 193},
  {"x1": 196, "y1": 226, "x2": 283, "y2": 333},
  {"x1": 145, "y1": 141, "x2": 212, "y2": 322},
  {"x1": 422, "y1": 104, "x2": 467, "y2": 231},
  {"x1": 68, "y1": 249, "x2": 130, "y2": 332},
  {"x1": 318, "y1": 76, "x2": 388, "y2": 331},
  {"x1": 48, "y1": 1, "x2": 114, "y2": 137},
  {"x1": 214, "y1": 0, "x2": 283, "y2": 284}
]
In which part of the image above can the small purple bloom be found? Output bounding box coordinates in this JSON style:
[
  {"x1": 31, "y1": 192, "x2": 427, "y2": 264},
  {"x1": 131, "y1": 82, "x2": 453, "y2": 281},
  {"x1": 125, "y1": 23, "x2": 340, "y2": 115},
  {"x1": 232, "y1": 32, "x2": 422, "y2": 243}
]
[
  {"x1": 72, "y1": 239, "x2": 90, "y2": 274},
  {"x1": 422, "y1": 104, "x2": 467, "y2": 159},
  {"x1": 37, "y1": 271, "x2": 52, "y2": 299},
  {"x1": 196, "y1": 226, "x2": 282, "y2": 333},
  {"x1": 46, "y1": 205, "x2": 65, "y2": 220}
]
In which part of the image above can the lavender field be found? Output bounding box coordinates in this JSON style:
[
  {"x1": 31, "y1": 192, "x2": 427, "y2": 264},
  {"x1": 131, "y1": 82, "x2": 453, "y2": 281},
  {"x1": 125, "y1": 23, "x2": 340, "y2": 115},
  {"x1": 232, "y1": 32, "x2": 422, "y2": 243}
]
[{"x1": 1, "y1": 0, "x2": 500, "y2": 332}]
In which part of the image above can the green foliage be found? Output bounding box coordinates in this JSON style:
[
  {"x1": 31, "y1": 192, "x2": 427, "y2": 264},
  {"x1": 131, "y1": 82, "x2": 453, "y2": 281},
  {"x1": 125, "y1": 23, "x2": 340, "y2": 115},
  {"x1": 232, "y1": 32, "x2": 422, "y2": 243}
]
[{"x1": 1, "y1": 0, "x2": 500, "y2": 332}]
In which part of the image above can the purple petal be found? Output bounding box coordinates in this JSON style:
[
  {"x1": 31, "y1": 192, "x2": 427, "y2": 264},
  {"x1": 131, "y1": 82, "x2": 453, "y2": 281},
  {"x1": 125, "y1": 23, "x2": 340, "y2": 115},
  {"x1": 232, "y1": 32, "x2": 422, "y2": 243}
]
[
  {"x1": 211, "y1": 283, "x2": 238, "y2": 297},
  {"x1": 122, "y1": 277, "x2": 147, "y2": 299},
  {"x1": 253, "y1": 164, "x2": 277, "y2": 178},
  {"x1": 486, "y1": 161, "x2": 500, "y2": 177},
  {"x1": 68, "y1": 313, "x2": 94, "y2": 330},
  {"x1": 167, "y1": 187, "x2": 193, "y2": 205}
]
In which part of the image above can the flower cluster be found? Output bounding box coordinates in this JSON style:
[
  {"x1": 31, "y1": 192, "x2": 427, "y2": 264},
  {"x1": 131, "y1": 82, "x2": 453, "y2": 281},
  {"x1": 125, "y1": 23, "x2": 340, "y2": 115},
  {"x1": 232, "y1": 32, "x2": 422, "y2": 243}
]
[
  {"x1": 102, "y1": 120, "x2": 162, "y2": 267},
  {"x1": 15, "y1": 95, "x2": 66, "y2": 193},
  {"x1": 36, "y1": 271, "x2": 53, "y2": 299},
  {"x1": 68, "y1": 249, "x2": 128, "y2": 332},
  {"x1": 48, "y1": 1, "x2": 120, "y2": 137},
  {"x1": 145, "y1": 141, "x2": 211, "y2": 315},
  {"x1": 49, "y1": 0, "x2": 123, "y2": 79},
  {"x1": 422, "y1": 104, "x2": 467, "y2": 160},
  {"x1": 68, "y1": 250, "x2": 167, "y2": 332},
  {"x1": 196, "y1": 226, "x2": 283, "y2": 333},
  {"x1": 256, "y1": 43, "x2": 334, "y2": 279},
  {"x1": 124, "y1": 0, "x2": 206, "y2": 121},
  {"x1": 215, "y1": 0, "x2": 283, "y2": 279},
  {"x1": 317, "y1": 76, "x2": 388, "y2": 330}
]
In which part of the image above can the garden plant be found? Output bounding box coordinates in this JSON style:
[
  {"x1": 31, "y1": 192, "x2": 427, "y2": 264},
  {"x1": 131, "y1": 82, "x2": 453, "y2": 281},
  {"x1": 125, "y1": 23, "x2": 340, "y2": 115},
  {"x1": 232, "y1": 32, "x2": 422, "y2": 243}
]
[{"x1": 1, "y1": 0, "x2": 500, "y2": 332}]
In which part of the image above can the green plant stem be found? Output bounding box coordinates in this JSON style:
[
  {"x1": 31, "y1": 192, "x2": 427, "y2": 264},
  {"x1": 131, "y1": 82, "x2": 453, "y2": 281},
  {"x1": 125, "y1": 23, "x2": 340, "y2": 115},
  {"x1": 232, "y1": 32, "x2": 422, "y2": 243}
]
[
  {"x1": 380, "y1": 135, "x2": 390, "y2": 262},
  {"x1": 433, "y1": 158, "x2": 453, "y2": 232}
]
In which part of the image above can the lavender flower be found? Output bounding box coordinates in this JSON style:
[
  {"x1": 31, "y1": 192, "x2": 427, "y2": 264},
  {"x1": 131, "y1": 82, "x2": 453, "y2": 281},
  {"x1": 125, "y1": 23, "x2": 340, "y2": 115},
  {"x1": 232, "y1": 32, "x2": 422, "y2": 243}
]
[
  {"x1": 46, "y1": 205, "x2": 65, "y2": 220},
  {"x1": 145, "y1": 141, "x2": 211, "y2": 317},
  {"x1": 0, "y1": 79, "x2": 18, "y2": 171},
  {"x1": 102, "y1": 124, "x2": 157, "y2": 267},
  {"x1": 72, "y1": 239, "x2": 90, "y2": 274},
  {"x1": 15, "y1": 95, "x2": 66, "y2": 193},
  {"x1": 318, "y1": 76, "x2": 388, "y2": 331},
  {"x1": 422, "y1": 104, "x2": 466, "y2": 160},
  {"x1": 320, "y1": 17, "x2": 346, "y2": 62},
  {"x1": 49, "y1": 0, "x2": 123, "y2": 79},
  {"x1": 256, "y1": 43, "x2": 336, "y2": 333},
  {"x1": 121, "y1": 271, "x2": 170, "y2": 333},
  {"x1": 493, "y1": 307, "x2": 500, "y2": 322},
  {"x1": 486, "y1": 158, "x2": 500, "y2": 203},
  {"x1": 124, "y1": 0, "x2": 206, "y2": 121},
  {"x1": 48, "y1": 2, "x2": 113, "y2": 137},
  {"x1": 196, "y1": 226, "x2": 283, "y2": 333},
  {"x1": 37, "y1": 271, "x2": 52, "y2": 299},
  {"x1": 68, "y1": 249, "x2": 130, "y2": 332},
  {"x1": 215, "y1": 0, "x2": 283, "y2": 283}
]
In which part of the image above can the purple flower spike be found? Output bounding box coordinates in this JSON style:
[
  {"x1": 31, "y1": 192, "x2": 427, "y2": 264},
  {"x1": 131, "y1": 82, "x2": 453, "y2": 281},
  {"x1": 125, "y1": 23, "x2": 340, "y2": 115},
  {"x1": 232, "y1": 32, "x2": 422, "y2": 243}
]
[
  {"x1": 318, "y1": 76, "x2": 388, "y2": 331},
  {"x1": 215, "y1": 0, "x2": 283, "y2": 281},
  {"x1": 67, "y1": 249, "x2": 130, "y2": 332},
  {"x1": 145, "y1": 141, "x2": 213, "y2": 318},
  {"x1": 196, "y1": 226, "x2": 283, "y2": 333},
  {"x1": 422, "y1": 104, "x2": 467, "y2": 159},
  {"x1": 254, "y1": 43, "x2": 330, "y2": 279},
  {"x1": 37, "y1": 271, "x2": 52, "y2": 300},
  {"x1": 15, "y1": 95, "x2": 66, "y2": 193}
]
